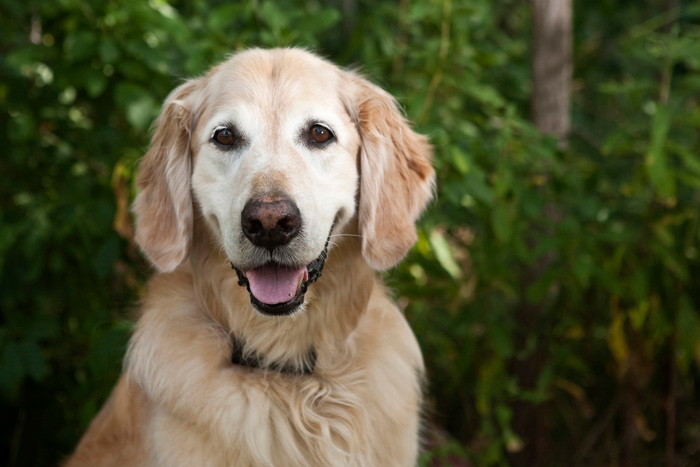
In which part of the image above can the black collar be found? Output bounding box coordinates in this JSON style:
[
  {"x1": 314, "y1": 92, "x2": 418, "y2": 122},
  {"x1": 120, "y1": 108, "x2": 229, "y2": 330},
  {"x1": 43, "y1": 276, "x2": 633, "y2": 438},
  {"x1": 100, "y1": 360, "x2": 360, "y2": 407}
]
[{"x1": 231, "y1": 337, "x2": 316, "y2": 376}]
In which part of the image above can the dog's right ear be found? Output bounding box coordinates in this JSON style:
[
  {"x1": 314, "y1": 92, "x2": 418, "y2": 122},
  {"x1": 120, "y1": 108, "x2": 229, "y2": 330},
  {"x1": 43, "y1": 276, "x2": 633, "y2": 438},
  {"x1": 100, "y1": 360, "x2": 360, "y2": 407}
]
[{"x1": 132, "y1": 78, "x2": 202, "y2": 272}]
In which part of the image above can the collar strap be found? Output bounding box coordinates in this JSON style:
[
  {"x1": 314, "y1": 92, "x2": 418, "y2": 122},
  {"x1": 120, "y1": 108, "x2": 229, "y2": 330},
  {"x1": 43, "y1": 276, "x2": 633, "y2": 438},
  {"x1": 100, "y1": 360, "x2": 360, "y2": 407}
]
[{"x1": 231, "y1": 337, "x2": 316, "y2": 376}]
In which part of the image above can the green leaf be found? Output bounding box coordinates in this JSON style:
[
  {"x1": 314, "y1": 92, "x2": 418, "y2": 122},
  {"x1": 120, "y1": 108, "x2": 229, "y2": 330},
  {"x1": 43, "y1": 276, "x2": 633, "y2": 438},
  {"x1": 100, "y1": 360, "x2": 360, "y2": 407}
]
[
  {"x1": 488, "y1": 323, "x2": 514, "y2": 358},
  {"x1": 571, "y1": 252, "x2": 594, "y2": 288},
  {"x1": 82, "y1": 68, "x2": 108, "y2": 98},
  {"x1": 429, "y1": 230, "x2": 463, "y2": 279},
  {"x1": 207, "y1": 4, "x2": 242, "y2": 32},
  {"x1": 464, "y1": 170, "x2": 495, "y2": 206},
  {"x1": 304, "y1": 8, "x2": 341, "y2": 33},
  {"x1": 644, "y1": 104, "x2": 676, "y2": 202},
  {"x1": 670, "y1": 143, "x2": 700, "y2": 176},
  {"x1": 63, "y1": 30, "x2": 97, "y2": 62},
  {"x1": 114, "y1": 82, "x2": 157, "y2": 130},
  {"x1": 491, "y1": 202, "x2": 512, "y2": 243},
  {"x1": 260, "y1": 1, "x2": 288, "y2": 34},
  {"x1": 98, "y1": 39, "x2": 121, "y2": 64},
  {"x1": 449, "y1": 146, "x2": 470, "y2": 174},
  {"x1": 465, "y1": 83, "x2": 505, "y2": 108}
]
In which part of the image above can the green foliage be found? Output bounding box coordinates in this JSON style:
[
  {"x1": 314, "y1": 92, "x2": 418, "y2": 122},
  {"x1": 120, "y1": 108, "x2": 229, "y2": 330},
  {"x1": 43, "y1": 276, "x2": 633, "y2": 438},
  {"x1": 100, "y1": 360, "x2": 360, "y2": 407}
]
[
  {"x1": 1, "y1": 0, "x2": 699, "y2": 466},
  {"x1": 392, "y1": 2, "x2": 700, "y2": 465}
]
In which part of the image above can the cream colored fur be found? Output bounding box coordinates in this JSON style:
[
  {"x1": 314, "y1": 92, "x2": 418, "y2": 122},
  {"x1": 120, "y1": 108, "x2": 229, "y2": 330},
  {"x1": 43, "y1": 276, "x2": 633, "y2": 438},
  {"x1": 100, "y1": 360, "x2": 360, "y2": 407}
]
[{"x1": 65, "y1": 48, "x2": 434, "y2": 467}]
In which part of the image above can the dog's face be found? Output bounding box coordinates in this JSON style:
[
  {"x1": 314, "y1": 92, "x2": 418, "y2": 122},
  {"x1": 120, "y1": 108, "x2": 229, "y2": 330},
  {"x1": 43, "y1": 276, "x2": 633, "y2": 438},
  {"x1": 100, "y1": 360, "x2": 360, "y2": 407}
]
[
  {"x1": 133, "y1": 49, "x2": 434, "y2": 316},
  {"x1": 191, "y1": 52, "x2": 360, "y2": 314}
]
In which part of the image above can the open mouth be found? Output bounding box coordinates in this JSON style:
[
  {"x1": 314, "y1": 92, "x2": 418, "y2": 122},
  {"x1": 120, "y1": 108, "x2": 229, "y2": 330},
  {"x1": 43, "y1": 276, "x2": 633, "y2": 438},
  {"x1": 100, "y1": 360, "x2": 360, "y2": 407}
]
[{"x1": 231, "y1": 233, "x2": 330, "y2": 316}]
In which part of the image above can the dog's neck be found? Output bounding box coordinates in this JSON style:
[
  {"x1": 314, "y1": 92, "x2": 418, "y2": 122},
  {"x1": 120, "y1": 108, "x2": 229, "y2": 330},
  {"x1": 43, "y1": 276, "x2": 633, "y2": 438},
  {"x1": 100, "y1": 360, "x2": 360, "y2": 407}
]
[
  {"x1": 230, "y1": 335, "x2": 317, "y2": 375},
  {"x1": 188, "y1": 218, "x2": 375, "y2": 374}
]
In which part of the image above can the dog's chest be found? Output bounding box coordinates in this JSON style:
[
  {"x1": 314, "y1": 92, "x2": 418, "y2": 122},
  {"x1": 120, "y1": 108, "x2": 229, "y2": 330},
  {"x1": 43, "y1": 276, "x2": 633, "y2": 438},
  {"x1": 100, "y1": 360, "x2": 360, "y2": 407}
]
[{"x1": 149, "y1": 368, "x2": 373, "y2": 467}]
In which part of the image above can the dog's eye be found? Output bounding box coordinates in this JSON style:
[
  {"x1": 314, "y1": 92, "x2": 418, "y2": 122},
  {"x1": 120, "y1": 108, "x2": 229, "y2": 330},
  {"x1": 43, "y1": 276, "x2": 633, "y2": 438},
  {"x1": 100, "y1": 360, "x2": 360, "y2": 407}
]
[
  {"x1": 309, "y1": 124, "x2": 333, "y2": 145},
  {"x1": 213, "y1": 127, "x2": 237, "y2": 148}
]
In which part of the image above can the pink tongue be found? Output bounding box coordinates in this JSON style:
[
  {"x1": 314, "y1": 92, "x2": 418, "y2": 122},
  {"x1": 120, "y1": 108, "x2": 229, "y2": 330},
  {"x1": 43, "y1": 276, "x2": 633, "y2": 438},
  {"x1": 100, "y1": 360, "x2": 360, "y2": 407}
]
[{"x1": 246, "y1": 265, "x2": 307, "y2": 305}]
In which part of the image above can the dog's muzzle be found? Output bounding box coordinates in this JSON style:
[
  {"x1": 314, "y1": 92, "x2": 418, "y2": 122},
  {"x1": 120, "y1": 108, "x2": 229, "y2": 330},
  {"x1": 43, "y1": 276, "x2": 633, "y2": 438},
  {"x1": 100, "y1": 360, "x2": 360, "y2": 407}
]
[{"x1": 231, "y1": 228, "x2": 332, "y2": 316}]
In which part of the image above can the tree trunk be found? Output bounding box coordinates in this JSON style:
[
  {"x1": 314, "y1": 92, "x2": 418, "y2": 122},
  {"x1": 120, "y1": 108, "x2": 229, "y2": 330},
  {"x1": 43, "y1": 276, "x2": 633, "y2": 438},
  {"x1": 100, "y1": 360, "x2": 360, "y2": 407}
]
[
  {"x1": 531, "y1": 0, "x2": 572, "y2": 146},
  {"x1": 510, "y1": 2, "x2": 572, "y2": 466}
]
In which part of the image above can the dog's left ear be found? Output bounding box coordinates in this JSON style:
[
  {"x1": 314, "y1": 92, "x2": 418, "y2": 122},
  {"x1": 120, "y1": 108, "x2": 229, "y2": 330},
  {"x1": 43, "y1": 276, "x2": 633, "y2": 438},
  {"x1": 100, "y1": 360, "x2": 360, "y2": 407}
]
[
  {"x1": 132, "y1": 78, "x2": 202, "y2": 272},
  {"x1": 343, "y1": 73, "x2": 436, "y2": 270}
]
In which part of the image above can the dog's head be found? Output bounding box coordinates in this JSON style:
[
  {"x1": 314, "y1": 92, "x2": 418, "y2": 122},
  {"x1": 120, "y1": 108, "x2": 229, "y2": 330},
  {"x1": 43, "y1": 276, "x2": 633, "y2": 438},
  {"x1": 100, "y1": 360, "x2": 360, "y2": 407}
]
[{"x1": 133, "y1": 48, "x2": 434, "y2": 316}]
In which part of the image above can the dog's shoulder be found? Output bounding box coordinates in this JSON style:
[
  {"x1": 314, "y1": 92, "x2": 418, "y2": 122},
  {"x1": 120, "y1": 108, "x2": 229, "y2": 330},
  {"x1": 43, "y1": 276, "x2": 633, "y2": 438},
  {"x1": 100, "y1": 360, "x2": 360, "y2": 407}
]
[
  {"x1": 341, "y1": 282, "x2": 425, "y2": 464},
  {"x1": 63, "y1": 376, "x2": 150, "y2": 467}
]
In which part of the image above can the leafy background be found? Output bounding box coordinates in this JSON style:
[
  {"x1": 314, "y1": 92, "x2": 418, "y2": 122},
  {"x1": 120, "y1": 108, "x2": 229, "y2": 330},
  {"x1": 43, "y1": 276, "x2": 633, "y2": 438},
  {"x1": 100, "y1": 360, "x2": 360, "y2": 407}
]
[{"x1": 1, "y1": 0, "x2": 700, "y2": 465}]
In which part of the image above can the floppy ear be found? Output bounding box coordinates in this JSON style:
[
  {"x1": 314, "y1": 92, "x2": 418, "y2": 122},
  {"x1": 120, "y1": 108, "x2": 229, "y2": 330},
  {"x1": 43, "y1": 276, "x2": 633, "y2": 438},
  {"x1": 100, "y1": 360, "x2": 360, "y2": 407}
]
[
  {"x1": 132, "y1": 78, "x2": 202, "y2": 272},
  {"x1": 345, "y1": 75, "x2": 435, "y2": 270}
]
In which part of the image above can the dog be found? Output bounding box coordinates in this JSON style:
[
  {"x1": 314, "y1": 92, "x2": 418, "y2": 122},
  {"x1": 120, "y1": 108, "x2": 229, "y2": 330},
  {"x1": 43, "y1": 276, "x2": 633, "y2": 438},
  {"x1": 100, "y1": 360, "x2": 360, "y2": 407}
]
[{"x1": 65, "y1": 48, "x2": 435, "y2": 467}]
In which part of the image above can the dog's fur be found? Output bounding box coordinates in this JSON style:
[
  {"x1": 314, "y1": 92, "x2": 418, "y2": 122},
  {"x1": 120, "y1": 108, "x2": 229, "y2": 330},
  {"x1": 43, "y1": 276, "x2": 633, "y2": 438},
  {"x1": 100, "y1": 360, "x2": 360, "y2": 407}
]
[{"x1": 65, "y1": 48, "x2": 434, "y2": 467}]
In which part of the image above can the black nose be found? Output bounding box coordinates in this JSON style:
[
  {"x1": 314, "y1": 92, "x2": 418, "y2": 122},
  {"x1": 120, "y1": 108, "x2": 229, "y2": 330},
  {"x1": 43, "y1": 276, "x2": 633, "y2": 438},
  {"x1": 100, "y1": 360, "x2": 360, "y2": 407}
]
[{"x1": 241, "y1": 197, "x2": 302, "y2": 250}]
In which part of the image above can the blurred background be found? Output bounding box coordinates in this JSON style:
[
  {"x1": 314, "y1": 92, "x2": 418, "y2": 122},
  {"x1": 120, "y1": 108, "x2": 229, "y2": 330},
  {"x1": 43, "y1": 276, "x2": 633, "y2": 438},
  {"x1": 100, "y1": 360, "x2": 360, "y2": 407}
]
[{"x1": 2, "y1": 0, "x2": 700, "y2": 465}]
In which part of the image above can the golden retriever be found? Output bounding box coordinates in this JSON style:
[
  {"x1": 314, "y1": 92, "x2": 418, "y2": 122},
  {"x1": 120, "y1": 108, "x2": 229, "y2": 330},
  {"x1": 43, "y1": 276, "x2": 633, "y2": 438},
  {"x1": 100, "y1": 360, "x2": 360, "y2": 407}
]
[{"x1": 65, "y1": 48, "x2": 435, "y2": 467}]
